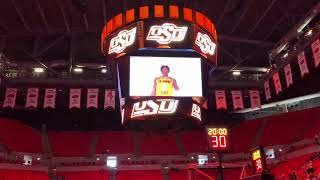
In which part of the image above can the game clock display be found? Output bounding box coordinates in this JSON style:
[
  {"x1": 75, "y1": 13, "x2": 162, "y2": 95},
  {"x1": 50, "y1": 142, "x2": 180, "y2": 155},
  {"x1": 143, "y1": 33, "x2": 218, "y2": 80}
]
[{"x1": 206, "y1": 127, "x2": 230, "y2": 151}]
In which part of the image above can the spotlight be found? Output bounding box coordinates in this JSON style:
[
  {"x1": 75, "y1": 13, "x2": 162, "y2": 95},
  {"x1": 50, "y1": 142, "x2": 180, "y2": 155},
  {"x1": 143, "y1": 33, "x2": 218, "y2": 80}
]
[
  {"x1": 96, "y1": 157, "x2": 100, "y2": 161},
  {"x1": 232, "y1": 71, "x2": 241, "y2": 76},
  {"x1": 73, "y1": 68, "x2": 83, "y2": 73},
  {"x1": 279, "y1": 148, "x2": 283, "y2": 152},
  {"x1": 106, "y1": 156, "x2": 117, "y2": 168},
  {"x1": 37, "y1": 157, "x2": 41, "y2": 161},
  {"x1": 305, "y1": 29, "x2": 313, "y2": 36},
  {"x1": 191, "y1": 156, "x2": 194, "y2": 159},
  {"x1": 34, "y1": 68, "x2": 44, "y2": 73},
  {"x1": 198, "y1": 155, "x2": 208, "y2": 165},
  {"x1": 283, "y1": 52, "x2": 289, "y2": 58},
  {"x1": 101, "y1": 69, "x2": 107, "y2": 73},
  {"x1": 127, "y1": 157, "x2": 131, "y2": 160}
]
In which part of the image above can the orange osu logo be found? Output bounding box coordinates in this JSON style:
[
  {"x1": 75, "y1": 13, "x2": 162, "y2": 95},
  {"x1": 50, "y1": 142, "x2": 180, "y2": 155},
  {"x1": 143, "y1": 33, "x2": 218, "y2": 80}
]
[
  {"x1": 195, "y1": 32, "x2": 216, "y2": 55},
  {"x1": 108, "y1": 27, "x2": 137, "y2": 54}
]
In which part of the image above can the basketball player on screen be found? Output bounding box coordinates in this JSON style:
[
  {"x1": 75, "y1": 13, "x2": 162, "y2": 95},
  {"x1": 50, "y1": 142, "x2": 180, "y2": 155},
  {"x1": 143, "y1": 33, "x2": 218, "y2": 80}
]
[{"x1": 151, "y1": 65, "x2": 179, "y2": 96}]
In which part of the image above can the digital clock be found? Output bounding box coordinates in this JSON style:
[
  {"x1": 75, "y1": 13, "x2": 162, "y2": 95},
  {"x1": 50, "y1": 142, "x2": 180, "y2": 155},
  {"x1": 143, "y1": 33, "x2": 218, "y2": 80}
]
[
  {"x1": 206, "y1": 127, "x2": 230, "y2": 151},
  {"x1": 251, "y1": 146, "x2": 267, "y2": 174}
]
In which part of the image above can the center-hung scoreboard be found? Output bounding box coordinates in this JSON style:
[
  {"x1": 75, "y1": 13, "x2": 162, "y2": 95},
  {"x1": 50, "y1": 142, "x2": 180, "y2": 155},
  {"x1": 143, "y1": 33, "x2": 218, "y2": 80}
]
[{"x1": 101, "y1": 5, "x2": 218, "y2": 125}]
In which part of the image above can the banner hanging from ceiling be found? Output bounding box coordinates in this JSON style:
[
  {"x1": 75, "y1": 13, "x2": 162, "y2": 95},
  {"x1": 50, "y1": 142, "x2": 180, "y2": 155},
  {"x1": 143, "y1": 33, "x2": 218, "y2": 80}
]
[{"x1": 44, "y1": 88, "x2": 56, "y2": 109}]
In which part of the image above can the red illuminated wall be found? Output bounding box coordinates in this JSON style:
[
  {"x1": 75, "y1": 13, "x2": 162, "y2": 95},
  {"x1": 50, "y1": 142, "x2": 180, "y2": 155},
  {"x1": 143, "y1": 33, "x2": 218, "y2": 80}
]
[
  {"x1": 0, "y1": 170, "x2": 49, "y2": 180},
  {"x1": 57, "y1": 171, "x2": 109, "y2": 180},
  {"x1": 117, "y1": 170, "x2": 163, "y2": 180}
]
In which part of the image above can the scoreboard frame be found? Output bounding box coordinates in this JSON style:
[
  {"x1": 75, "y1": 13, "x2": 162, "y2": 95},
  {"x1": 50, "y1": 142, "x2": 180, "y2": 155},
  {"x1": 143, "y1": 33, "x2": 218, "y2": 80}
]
[{"x1": 205, "y1": 126, "x2": 231, "y2": 152}]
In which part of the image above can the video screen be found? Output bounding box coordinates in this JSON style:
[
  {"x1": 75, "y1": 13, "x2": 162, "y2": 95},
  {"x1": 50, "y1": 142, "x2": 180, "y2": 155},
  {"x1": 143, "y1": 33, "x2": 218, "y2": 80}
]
[{"x1": 130, "y1": 56, "x2": 202, "y2": 97}]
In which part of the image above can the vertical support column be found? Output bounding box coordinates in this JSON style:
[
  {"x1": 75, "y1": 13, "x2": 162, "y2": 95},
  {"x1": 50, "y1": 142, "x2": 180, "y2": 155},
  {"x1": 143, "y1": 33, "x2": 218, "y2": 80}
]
[
  {"x1": 87, "y1": 134, "x2": 98, "y2": 158},
  {"x1": 174, "y1": 132, "x2": 187, "y2": 156},
  {"x1": 217, "y1": 153, "x2": 223, "y2": 180},
  {"x1": 188, "y1": 168, "x2": 193, "y2": 180},
  {"x1": 69, "y1": 34, "x2": 74, "y2": 75},
  {"x1": 134, "y1": 131, "x2": 141, "y2": 157},
  {"x1": 161, "y1": 168, "x2": 170, "y2": 180},
  {"x1": 0, "y1": 36, "x2": 7, "y2": 78},
  {"x1": 41, "y1": 124, "x2": 52, "y2": 160},
  {"x1": 109, "y1": 169, "x2": 117, "y2": 180},
  {"x1": 251, "y1": 118, "x2": 268, "y2": 148},
  {"x1": 41, "y1": 124, "x2": 55, "y2": 180}
]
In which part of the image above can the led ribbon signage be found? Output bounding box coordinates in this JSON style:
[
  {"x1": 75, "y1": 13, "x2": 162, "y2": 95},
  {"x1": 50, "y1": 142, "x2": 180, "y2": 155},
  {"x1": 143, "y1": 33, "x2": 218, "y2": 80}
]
[
  {"x1": 108, "y1": 27, "x2": 137, "y2": 54},
  {"x1": 146, "y1": 23, "x2": 188, "y2": 45},
  {"x1": 191, "y1": 104, "x2": 201, "y2": 121},
  {"x1": 195, "y1": 32, "x2": 216, "y2": 55},
  {"x1": 131, "y1": 99, "x2": 179, "y2": 118}
]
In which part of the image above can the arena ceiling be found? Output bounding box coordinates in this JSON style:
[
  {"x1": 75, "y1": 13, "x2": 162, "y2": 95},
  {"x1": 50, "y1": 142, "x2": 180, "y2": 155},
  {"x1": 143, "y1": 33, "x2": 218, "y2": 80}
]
[{"x1": 0, "y1": 0, "x2": 318, "y2": 74}]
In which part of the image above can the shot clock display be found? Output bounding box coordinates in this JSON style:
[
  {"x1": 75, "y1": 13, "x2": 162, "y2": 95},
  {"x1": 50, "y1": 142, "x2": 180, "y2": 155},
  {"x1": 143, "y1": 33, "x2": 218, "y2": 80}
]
[
  {"x1": 206, "y1": 127, "x2": 230, "y2": 151},
  {"x1": 251, "y1": 146, "x2": 267, "y2": 174}
]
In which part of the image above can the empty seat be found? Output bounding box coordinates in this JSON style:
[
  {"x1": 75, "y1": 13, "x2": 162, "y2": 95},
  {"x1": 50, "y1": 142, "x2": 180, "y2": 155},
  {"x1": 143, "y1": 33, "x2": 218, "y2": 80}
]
[{"x1": 0, "y1": 118, "x2": 42, "y2": 153}]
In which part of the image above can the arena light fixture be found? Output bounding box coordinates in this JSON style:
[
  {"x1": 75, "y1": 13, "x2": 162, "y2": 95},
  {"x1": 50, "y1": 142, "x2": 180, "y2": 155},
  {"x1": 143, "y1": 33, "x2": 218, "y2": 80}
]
[
  {"x1": 305, "y1": 28, "x2": 313, "y2": 37},
  {"x1": 73, "y1": 68, "x2": 83, "y2": 73},
  {"x1": 232, "y1": 71, "x2": 241, "y2": 76},
  {"x1": 101, "y1": 68, "x2": 107, "y2": 73},
  {"x1": 106, "y1": 156, "x2": 117, "y2": 168},
  {"x1": 198, "y1": 155, "x2": 208, "y2": 165},
  {"x1": 34, "y1": 67, "x2": 44, "y2": 73}
]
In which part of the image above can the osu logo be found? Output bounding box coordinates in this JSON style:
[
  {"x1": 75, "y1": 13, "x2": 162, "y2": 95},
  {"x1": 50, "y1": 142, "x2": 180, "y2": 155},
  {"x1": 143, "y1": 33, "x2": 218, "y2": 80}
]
[
  {"x1": 108, "y1": 27, "x2": 137, "y2": 54},
  {"x1": 28, "y1": 94, "x2": 37, "y2": 98},
  {"x1": 72, "y1": 95, "x2": 79, "y2": 98},
  {"x1": 46, "y1": 95, "x2": 54, "y2": 98},
  {"x1": 191, "y1": 104, "x2": 201, "y2": 121},
  {"x1": 195, "y1": 32, "x2": 216, "y2": 55},
  {"x1": 131, "y1": 99, "x2": 179, "y2": 118},
  {"x1": 146, "y1": 23, "x2": 188, "y2": 44}
]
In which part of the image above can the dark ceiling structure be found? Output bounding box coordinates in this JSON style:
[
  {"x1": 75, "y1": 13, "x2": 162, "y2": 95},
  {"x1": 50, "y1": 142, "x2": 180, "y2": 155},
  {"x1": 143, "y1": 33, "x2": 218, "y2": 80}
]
[{"x1": 0, "y1": 0, "x2": 318, "y2": 76}]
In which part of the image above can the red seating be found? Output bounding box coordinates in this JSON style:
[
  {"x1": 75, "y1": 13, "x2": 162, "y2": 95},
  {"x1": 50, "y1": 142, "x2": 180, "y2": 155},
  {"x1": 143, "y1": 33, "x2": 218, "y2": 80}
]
[
  {"x1": 271, "y1": 152, "x2": 315, "y2": 178},
  {"x1": 224, "y1": 169, "x2": 242, "y2": 180},
  {"x1": 96, "y1": 131, "x2": 135, "y2": 154},
  {"x1": 231, "y1": 119, "x2": 262, "y2": 153},
  {"x1": 140, "y1": 133, "x2": 180, "y2": 155},
  {"x1": 260, "y1": 107, "x2": 320, "y2": 146},
  {"x1": 117, "y1": 170, "x2": 163, "y2": 180},
  {"x1": 180, "y1": 131, "x2": 207, "y2": 153},
  {"x1": 169, "y1": 169, "x2": 188, "y2": 179},
  {"x1": 0, "y1": 118, "x2": 42, "y2": 153},
  {"x1": 0, "y1": 170, "x2": 49, "y2": 180},
  {"x1": 300, "y1": 108, "x2": 320, "y2": 139},
  {"x1": 48, "y1": 132, "x2": 92, "y2": 157},
  {"x1": 191, "y1": 169, "x2": 217, "y2": 180},
  {"x1": 57, "y1": 171, "x2": 109, "y2": 180},
  {"x1": 0, "y1": 107, "x2": 319, "y2": 157}
]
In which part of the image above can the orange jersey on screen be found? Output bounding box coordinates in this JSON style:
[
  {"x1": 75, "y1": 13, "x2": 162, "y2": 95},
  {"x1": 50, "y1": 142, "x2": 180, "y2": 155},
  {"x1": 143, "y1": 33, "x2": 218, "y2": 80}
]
[{"x1": 155, "y1": 77, "x2": 173, "y2": 96}]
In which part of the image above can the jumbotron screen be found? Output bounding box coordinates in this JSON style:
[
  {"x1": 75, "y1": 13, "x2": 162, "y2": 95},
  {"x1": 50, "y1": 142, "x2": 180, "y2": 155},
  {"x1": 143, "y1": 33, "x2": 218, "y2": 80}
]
[{"x1": 129, "y1": 56, "x2": 202, "y2": 97}]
